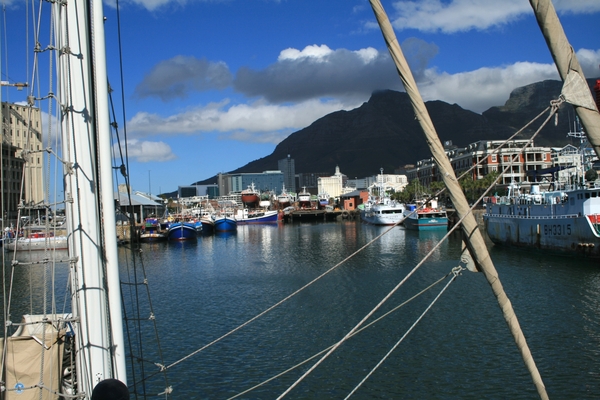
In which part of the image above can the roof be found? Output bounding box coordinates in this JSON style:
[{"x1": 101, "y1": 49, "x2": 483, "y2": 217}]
[
  {"x1": 115, "y1": 192, "x2": 163, "y2": 207},
  {"x1": 340, "y1": 190, "x2": 363, "y2": 198}
]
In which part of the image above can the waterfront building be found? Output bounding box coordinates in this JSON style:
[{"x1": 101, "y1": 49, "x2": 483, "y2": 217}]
[
  {"x1": 178, "y1": 184, "x2": 219, "y2": 199},
  {"x1": 1, "y1": 102, "x2": 44, "y2": 206},
  {"x1": 297, "y1": 171, "x2": 332, "y2": 193},
  {"x1": 218, "y1": 171, "x2": 284, "y2": 196},
  {"x1": 318, "y1": 166, "x2": 345, "y2": 198},
  {"x1": 406, "y1": 139, "x2": 553, "y2": 187}
]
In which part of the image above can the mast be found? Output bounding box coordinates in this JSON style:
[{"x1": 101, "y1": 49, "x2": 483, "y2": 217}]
[
  {"x1": 56, "y1": 0, "x2": 126, "y2": 395},
  {"x1": 529, "y1": 0, "x2": 600, "y2": 158},
  {"x1": 368, "y1": 2, "x2": 549, "y2": 399}
]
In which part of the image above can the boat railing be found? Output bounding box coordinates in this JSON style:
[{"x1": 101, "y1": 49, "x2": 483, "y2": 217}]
[{"x1": 484, "y1": 212, "x2": 579, "y2": 219}]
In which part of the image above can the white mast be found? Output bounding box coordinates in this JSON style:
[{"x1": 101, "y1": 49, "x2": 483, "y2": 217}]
[{"x1": 56, "y1": 0, "x2": 126, "y2": 395}]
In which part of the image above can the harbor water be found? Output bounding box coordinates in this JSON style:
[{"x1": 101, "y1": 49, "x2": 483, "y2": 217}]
[{"x1": 5, "y1": 220, "x2": 600, "y2": 399}]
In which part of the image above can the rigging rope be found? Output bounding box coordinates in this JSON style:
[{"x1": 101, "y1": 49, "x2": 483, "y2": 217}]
[
  {"x1": 227, "y1": 270, "x2": 457, "y2": 399},
  {"x1": 344, "y1": 266, "x2": 465, "y2": 399}
]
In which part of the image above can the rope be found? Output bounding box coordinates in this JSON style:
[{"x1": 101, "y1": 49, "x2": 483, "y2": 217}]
[
  {"x1": 159, "y1": 222, "x2": 401, "y2": 374},
  {"x1": 227, "y1": 271, "x2": 454, "y2": 399},
  {"x1": 163, "y1": 99, "x2": 560, "y2": 387},
  {"x1": 276, "y1": 220, "x2": 467, "y2": 398},
  {"x1": 345, "y1": 266, "x2": 465, "y2": 399},
  {"x1": 274, "y1": 101, "x2": 561, "y2": 396}
]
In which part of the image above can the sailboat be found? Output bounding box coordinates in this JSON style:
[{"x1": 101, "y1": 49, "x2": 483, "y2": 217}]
[{"x1": 0, "y1": 1, "x2": 155, "y2": 398}]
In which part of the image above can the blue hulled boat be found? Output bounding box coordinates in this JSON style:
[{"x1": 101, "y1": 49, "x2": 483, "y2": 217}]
[
  {"x1": 167, "y1": 221, "x2": 198, "y2": 240},
  {"x1": 213, "y1": 215, "x2": 237, "y2": 232},
  {"x1": 235, "y1": 209, "x2": 280, "y2": 224}
]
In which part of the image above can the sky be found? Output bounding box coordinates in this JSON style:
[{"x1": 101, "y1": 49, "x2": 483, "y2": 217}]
[{"x1": 1, "y1": 0, "x2": 599, "y2": 196}]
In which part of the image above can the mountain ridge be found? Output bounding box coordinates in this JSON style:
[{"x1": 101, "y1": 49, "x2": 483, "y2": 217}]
[{"x1": 185, "y1": 78, "x2": 598, "y2": 190}]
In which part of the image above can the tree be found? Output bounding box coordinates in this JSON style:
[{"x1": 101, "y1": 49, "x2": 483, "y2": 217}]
[{"x1": 585, "y1": 169, "x2": 598, "y2": 183}]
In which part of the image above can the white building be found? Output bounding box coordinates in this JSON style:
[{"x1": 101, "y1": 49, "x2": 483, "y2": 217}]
[
  {"x1": 1, "y1": 102, "x2": 44, "y2": 205},
  {"x1": 317, "y1": 166, "x2": 344, "y2": 198}
]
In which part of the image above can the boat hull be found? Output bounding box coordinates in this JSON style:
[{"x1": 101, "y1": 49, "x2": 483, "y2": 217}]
[
  {"x1": 5, "y1": 236, "x2": 68, "y2": 251},
  {"x1": 236, "y1": 210, "x2": 280, "y2": 224},
  {"x1": 140, "y1": 232, "x2": 167, "y2": 242},
  {"x1": 214, "y1": 216, "x2": 237, "y2": 232},
  {"x1": 167, "y1": 222, "x2": 198, "y2": 241},
  {"x1": 484, "y1": 213, "x2": 600, "y2": 257},
  {"x1": 403, "y1": 216, "x2": 449, "y2": 230},
  {"x1": 241, "y1": 194, "x2": 260, "y2": 205},
  {"x1": 483, "y1": 187, "x2": 600, "y2": 258},
  {"x1": 200, "y1": 218, "x2": 215, "y2": 235},
  {"x1": 360, "y1": 209, "x2": 405, "y2": 225}
]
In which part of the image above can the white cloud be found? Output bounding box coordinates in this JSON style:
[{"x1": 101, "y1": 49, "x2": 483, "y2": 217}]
[
  {"x1": 278, "y1": 45, "x2": 334, "y2": 62},
  {"x1": 387, "y1": 0, "x2": 600, "y2": 33},
  {"x1": 127, "y1": 98, "x2": 360, "y2": 142},
  {"x1": 419, "y1": 62, "x2": 560, "y2": 113},
  {"x1": 554, "y1": 0, "x2": 600, "y2": 14},
  {"x1": 120, "y1": 139, "x2": 177, "y2": 162},
  {"x1": 577, "y1": 48, "x2": 600, "y2": 77}
]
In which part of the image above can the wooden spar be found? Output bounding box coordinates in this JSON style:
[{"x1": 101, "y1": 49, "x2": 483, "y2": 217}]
[
  {"x1": 368, "y1": 1, "x2": 549, "y2": 399},
  {"x1": 529, "y1": 0, "x2": 600, "y2": 158}
]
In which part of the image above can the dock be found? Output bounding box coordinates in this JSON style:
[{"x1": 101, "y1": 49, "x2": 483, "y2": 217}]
[{"x1": 286, "y1": 209, "x2": 358, "y2": 222}]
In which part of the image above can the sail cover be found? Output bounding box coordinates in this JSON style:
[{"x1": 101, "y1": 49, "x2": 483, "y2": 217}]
[
  {"x1": 1, "y1": 315, "x2": 66, "y2": 400},
  {"x1": 561, "y1": 70, "x2": 597, "y2": 110}
]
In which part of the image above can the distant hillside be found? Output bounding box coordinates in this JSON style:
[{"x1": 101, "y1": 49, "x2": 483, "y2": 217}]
[{"x1": 188, "y1": 78, "x2": 598, "y2": 189}]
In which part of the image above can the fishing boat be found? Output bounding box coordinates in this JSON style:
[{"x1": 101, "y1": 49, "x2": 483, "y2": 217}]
[
  {"x1": 241, "y1": 183, "x2": 260, "y2": 206},
  {"x1": 235, "y1": 209, "x2": 280, "y2": 224},
  {"x1": 403, "y1": 199, "x2": 449, "y2": 230},
  {"x1": 317, "y1": 193, "x2": 330, "y2": 208},
  {"x1": 214, "y1": 215, "x2": 238, "y2": 232},
  {"x1": 140, "y1": 217, "x2": 168, "y2": 242},
  {"x1": 277, "y1": 184, "x2": 292, "y2": 206},
  {"x1": 167, "y1": 221, "x2": 198, "y2": 240},
  {"x1": 484, "y1": 182, "x2": 600, "y2": 257},
  {"x1": 200, "y1": 216, "x2": 215, "y2": 234},
  {"x1": 297, "y1": 187, "x2": 312, "y2": 209},
  {"x1": 483, "y1": 129, "x2": 600, "y2": 258}
]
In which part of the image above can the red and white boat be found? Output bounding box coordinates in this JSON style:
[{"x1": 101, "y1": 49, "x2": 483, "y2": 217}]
[{"x1": 241, "y1": 183, "x2": 260, "y2": 206}]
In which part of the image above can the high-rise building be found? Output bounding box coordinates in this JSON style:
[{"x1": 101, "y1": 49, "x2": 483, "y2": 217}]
[
  {"x1": 1, "y1": 102, "x2": 44, "y2": 206},
  {"x1": 0, "y1": 141, "x2": 25, "y2": 220},
  {"x1": 278, "y1": 154, "x2": 296, "y2": 193}
]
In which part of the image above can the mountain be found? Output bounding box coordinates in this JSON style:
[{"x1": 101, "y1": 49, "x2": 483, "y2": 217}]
[{"x1": 191, "y1": 78, "x2": 598, "y2": 186}]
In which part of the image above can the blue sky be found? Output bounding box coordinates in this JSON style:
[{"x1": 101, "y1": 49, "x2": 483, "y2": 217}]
[{"x1": 1, "y1": 0, "x2": 599, "y2": 196}]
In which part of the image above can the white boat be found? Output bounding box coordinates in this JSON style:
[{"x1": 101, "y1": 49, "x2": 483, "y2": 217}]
[
  {"x1": 277, "y1": 184, "x2": 292, "y2": 206},
  {"x1": 5, "y1": 235, "x2": 68, "y2": 251},
  {"x1": 361, "y1": 197, "x2": 406, "y2": 225},
  {"x1": 361, "y1": 169, "x2": 406, "y2": 225},
  {"x1": 317, "y1": 193, "x2": 330, "y2": 208},
  {"x1": 235, "y1": 209, "x2": 280, "y2": 224},
  {"x1": 297, "y1": 186, "x2": 312, "y2": 208}
]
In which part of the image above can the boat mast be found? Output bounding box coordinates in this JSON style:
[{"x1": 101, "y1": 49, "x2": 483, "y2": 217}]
[
  {"x1": 529, "y1": 0, "x2": 600, "y2": 159},
  {"x1": 56, "y1": 0, "x2": 126, "y2": 394},
  {"x1": 368, "y1": 2, "x2": 548, "y2": 399}
]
